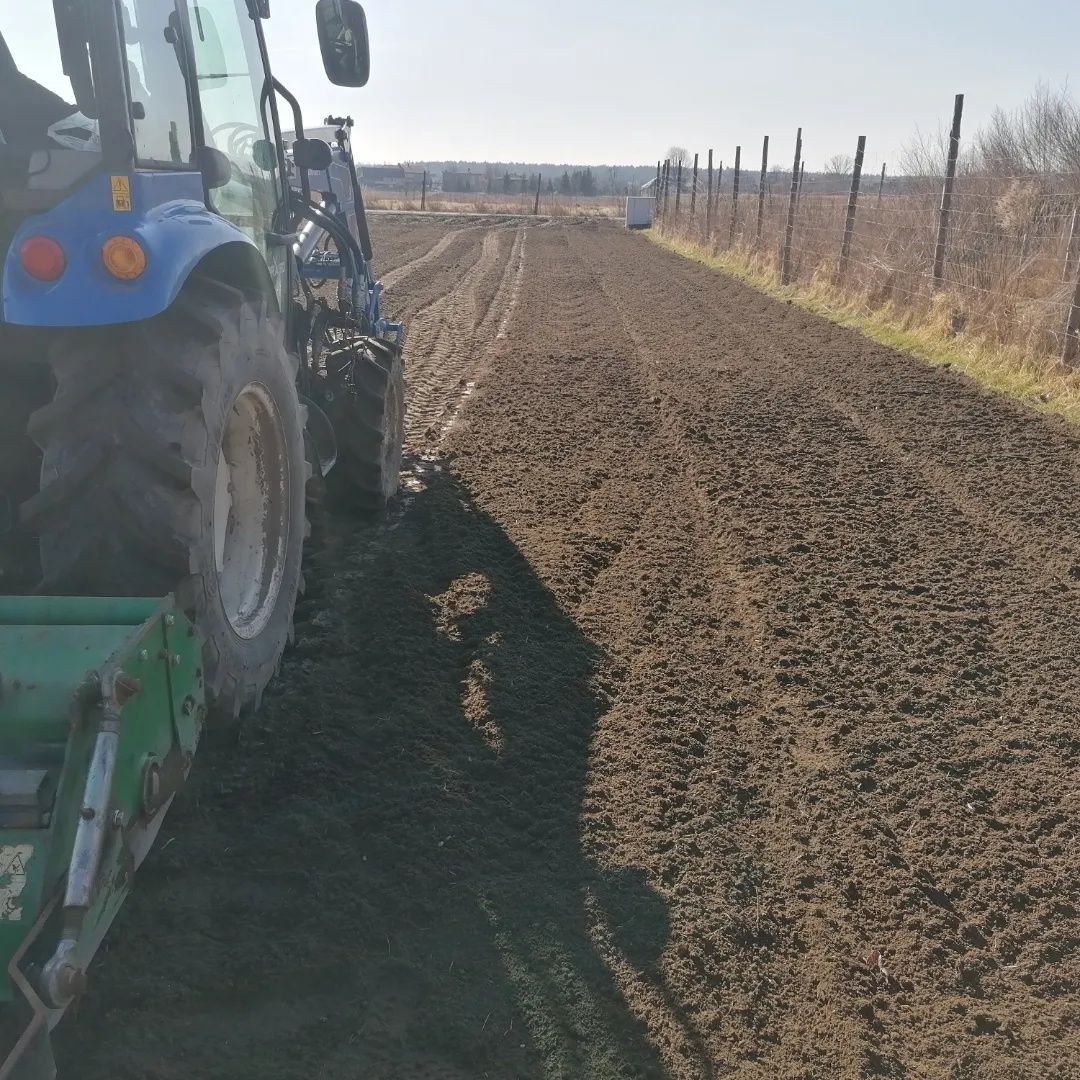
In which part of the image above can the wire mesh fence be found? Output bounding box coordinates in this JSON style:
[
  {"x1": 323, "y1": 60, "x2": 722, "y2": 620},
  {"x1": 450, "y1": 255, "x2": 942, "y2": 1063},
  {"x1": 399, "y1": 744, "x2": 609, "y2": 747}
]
[{"x1": 654, "y1": 100, "x2": 1080, "y2": 370}]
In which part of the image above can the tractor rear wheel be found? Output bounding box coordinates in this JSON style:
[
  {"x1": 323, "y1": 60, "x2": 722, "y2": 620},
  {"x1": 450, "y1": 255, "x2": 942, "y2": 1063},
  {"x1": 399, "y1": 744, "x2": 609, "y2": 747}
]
[
  {"x1": 330, "y1": 339, "x2": 406, "y2": 510},
  {"x1": 24, "y1": 279, "x2": 308, "y2": 719}
]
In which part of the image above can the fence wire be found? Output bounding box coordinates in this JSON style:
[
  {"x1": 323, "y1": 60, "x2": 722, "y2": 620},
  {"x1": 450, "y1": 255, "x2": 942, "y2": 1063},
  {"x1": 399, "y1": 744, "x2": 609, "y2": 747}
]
[{"x1": 656, "y1": 151, "x2": 1080, "y2": 366}]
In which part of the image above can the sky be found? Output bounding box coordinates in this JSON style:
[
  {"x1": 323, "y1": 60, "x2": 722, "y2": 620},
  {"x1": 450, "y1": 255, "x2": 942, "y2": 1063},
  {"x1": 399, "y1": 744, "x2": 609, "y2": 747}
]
[{"x1": 265, "y1": 0, "x2": 1080, "y2": 170}]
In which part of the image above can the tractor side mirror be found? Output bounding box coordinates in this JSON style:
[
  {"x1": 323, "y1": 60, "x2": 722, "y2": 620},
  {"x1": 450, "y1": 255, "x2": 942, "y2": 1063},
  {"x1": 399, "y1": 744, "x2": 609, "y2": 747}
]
[
  {"x1": 293, "y1": 139, "x2": 333, "y2": 172},
  {"x1": 315, "y1": 0, "x2": 370, "y2": 88},
  {"x1": 197, "y1": 146, "x2": 232, "y2": 189},
  {"x1": 252, "y1": 140, "x2": 279, "y2": 172}
]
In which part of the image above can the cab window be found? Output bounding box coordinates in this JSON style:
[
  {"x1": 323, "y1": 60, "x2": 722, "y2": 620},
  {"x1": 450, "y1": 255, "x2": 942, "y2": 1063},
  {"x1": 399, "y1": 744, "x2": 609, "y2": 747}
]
[
  {"x1": 118, "y1": 0, "x2": 194, "y2": 166},
  {"x1": 185, "y1": 0, "x2": 279, "y2": 248}
]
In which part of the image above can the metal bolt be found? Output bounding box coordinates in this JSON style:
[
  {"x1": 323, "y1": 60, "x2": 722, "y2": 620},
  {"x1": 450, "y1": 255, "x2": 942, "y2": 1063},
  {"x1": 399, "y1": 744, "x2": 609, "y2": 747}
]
[
  {"x1": 114, "y1": 672, "x2": 142, "y2": 704},
  {"x1": 112, "y1": 810, "x2": 127, "y2": 830},
  {"x1": 182, "y1": 697, "x2": 195, "y2": 715},
  {"x1": 138, "y1": 650, "x2": 149, "y2": 663},
  {"x1": 172, "y1": 654, "x2": 182, "y2": 667},
  {"x1": 164, "y1": 614, "x2": 176, "y2": 627}
]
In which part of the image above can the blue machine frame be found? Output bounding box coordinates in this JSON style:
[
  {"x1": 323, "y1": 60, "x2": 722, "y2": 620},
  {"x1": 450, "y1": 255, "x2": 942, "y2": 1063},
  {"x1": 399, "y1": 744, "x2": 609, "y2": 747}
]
[
  {"x1": 292, "y1": 142, "x2": 403, "y2": 345},
  {"x1": 0, "y1": 163, "x2": 403, "y2": 347},
  {"x1": 0, "y1": 172, "x2": 254, "y2": 328}
]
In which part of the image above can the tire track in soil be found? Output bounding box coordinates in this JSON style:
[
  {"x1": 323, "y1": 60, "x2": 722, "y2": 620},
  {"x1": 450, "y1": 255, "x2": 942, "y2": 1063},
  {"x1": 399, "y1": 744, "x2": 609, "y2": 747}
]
[
  {"x1": 371, "y1": 220, "x2": 462, "y2": 277},
  {"x1": 446, "y1": 227, "x2": 807, "y2": 1078},
  {"x1": 402, "y1": 225, "x2": 524, "y2": 450},
  {"x1": 381, "y1": 226, "x2": 479, "y2": 292},
  {"x1": 380, "y1": 229, "x2": 491, "y2": 331}
]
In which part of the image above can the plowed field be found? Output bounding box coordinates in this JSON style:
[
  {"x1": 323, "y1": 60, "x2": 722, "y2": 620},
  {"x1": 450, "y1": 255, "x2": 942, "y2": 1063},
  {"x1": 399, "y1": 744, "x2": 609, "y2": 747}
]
[{"x1": 57, "y1": 217, "x2": 1079, "y2": 1080}]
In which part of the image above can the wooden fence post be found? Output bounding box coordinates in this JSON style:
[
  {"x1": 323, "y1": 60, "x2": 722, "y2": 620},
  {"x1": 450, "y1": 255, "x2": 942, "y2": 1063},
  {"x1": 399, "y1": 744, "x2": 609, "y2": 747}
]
[
  {"x1": 796, "y1": 161, "x2": 806, "y2": 211},
  {"x1": 705, "y1": 149, "x2": 715, "y2": 237},
  {"x1": 933, "y1": 93, "x2": 965, "y2": 290},
  {"x1": 421, "y1": 169, "x2": 428, "y2": 211},
  {"x1": 878, "y1": 163, "x2": 887, "y2": 206},
  {"x1": 839, "y1": 135, "x2": 866, "y2": 280},
  {"x1": 781, "y1": 127, "x2": 803, "y2": 285},
  {"x1": 661, "y1": 160, "x2": 670, "y2": 226},
  {"x1": 729, "y1": 145, "x2": 742, "y2": 245},
  {"x1": 675, "y1": 159, "x2": 683, "y2": 220},
  {"x1": 690, "y1": 152, "x2": 700, "y2": 224},
  {"x1": 1062, "y1": 206, "x2": 1080, "y2": 284},
  {"x1": 660, "y1": 157, "x2": 669, "y2": 227},
  {"x1": 534, "y1": 172, "x2": 542, "y2": 216},
  {"x1": 756, "y1": 135, "x2": 769, "y2": 242},
  {"x1": 1063, "y1": 251, "x2": 1080, "y2": 368}
]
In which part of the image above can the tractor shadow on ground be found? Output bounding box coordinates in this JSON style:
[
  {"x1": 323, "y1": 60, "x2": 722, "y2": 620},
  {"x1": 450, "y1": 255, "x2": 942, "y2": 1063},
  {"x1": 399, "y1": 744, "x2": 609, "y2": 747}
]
[{"x1": 55, "y1": 462, "x2": 673, "y2": 1080}]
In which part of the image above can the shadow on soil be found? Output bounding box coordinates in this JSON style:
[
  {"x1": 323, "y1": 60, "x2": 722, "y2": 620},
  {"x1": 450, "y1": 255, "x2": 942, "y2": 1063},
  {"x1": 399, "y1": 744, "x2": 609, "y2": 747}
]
[{"x1": 55, "y1": 463, "x2": 669, "y2": 1080}]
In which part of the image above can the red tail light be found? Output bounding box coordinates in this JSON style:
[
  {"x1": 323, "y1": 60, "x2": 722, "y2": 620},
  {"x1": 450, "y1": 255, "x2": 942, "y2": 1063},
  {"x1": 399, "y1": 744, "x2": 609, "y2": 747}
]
[{"x1": 20, "y1": 237, "x2": 67, "y2": 282}]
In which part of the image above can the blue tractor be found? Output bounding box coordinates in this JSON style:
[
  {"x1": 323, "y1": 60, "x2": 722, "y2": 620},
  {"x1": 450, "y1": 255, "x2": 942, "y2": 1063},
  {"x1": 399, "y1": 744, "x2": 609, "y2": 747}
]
[
  {"x1": 0, "y1": 0, "x2": 404, "y2": 716},
  {"x1": 0, "y1": 2, "x2": 404, "y2": 1072}
]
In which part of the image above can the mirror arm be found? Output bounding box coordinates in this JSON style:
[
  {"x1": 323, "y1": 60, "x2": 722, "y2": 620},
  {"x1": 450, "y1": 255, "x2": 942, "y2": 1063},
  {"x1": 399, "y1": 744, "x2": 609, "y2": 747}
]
[
  {"x1": 270, "y1": 77, "x2": 311, "y2": 202},
  {"x1": 271, "y1": 78, "x2": 305, "y2": 141}
]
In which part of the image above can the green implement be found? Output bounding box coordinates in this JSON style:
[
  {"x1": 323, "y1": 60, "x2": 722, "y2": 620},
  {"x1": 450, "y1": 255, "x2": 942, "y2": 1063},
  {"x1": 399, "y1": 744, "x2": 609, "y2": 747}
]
[{"x1": 0, "y1": 598, "x2": 204, "y2": 1079}]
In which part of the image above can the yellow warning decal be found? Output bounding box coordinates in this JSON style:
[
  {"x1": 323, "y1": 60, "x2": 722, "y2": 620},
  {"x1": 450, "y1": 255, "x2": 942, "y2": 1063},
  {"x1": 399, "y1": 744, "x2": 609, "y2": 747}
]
[{"x1": 110, "y1": 175, "x2": 133, "y2": 212}]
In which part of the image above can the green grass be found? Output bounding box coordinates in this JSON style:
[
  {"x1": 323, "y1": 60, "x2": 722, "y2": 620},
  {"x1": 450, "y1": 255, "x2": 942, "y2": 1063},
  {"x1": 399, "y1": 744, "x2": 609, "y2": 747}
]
[{"x1": 647, "y1": 231, "x2": 1080, "y2": 427}]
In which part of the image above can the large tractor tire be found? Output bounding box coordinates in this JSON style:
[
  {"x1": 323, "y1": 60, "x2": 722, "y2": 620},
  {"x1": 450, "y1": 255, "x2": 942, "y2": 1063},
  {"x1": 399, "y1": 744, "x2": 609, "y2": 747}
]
[
  {"x1": 24, "y1": 279, "x2": 308, "y2": 719},
  {"x1": 330, "y1": 339, "x2": 406, "y2": 510}
]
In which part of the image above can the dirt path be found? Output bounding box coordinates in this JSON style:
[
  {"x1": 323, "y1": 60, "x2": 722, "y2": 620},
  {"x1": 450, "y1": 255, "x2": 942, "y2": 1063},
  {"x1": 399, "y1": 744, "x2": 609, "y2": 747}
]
[{"x1": 56, "y1": 219, "x2": 1079, "y2": 1080}]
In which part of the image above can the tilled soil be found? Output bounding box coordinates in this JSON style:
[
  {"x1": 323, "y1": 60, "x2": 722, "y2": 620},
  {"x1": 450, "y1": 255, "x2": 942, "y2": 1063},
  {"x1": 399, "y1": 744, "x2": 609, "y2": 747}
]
[{"x1": 56, "y1": 218, "x2": 1079, "y2": 1080}]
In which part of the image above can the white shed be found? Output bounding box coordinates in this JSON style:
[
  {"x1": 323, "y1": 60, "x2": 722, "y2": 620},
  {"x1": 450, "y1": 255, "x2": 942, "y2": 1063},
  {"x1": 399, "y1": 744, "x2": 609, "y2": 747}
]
[{"x1": 625, "y1": 196, "x2": 655, "y2": 230}]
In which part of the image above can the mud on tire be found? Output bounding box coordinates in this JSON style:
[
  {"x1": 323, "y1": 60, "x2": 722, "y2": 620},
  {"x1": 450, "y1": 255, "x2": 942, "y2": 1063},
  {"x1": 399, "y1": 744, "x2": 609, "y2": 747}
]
[{"x1": 23, "y1": 279, "x2": 309, "y2": 719}]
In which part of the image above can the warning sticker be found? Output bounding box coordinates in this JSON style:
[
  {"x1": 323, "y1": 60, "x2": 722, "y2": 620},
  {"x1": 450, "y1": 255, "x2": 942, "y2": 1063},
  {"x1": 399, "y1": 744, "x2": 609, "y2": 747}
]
[
  {"x1": 111, "y1": 175, "x2": 133, "y2": 212},
  {"x1": 0, "y1": 846, "x2": 33, "y2": 923}
]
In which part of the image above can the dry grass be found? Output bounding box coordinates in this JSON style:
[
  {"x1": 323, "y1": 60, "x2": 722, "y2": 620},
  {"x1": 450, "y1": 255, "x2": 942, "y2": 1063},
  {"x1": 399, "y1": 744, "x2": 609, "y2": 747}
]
[
  {"x1": 649, "y1": 227, "x2": 1080, "y2": 426},
  {"x1": 366, "y1": 190, "x2": 622, "y2": 218}
]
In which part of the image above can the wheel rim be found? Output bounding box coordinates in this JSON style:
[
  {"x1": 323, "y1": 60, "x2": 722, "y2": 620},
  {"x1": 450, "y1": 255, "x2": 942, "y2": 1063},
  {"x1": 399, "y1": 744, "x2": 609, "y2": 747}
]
[{"x1": 213, "y1": 383, "x2": 291, "y2": 640}]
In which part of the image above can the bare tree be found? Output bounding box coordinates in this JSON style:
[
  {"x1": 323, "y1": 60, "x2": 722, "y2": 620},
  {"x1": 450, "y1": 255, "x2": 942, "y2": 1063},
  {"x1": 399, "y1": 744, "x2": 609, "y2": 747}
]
[
  {"x1": 977, "y1": 83, "x2": 1080, "y2": 181},
  {"x1": 899, "y1": 126, "x2": 952, "y2": 179},
  {"x1": 665, "y1": 146, "x2": 690, "y2": 169},
  {"x1": 823, "y1": 153, "x2": 854, "y2": 176}
]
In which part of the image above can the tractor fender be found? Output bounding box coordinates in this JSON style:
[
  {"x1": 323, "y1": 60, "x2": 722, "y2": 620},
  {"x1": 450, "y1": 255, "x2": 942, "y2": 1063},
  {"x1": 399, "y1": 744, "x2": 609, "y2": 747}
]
[{"x1": 1, "y1": 171, "x2": 275, "y2": 328}]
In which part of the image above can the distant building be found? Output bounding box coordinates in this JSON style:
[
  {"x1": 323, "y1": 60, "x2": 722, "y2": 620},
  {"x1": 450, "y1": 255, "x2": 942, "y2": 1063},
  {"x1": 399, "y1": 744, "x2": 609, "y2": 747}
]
[
  {"x1": 442, "y1": 169, "x2": 530, "y2": 194},
  {"x1": 360, "y1": 165, "x2": 407, "y2": 188},
  {"x1": 442, "y1": 169, "x2": 486, "y2": 194}
]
